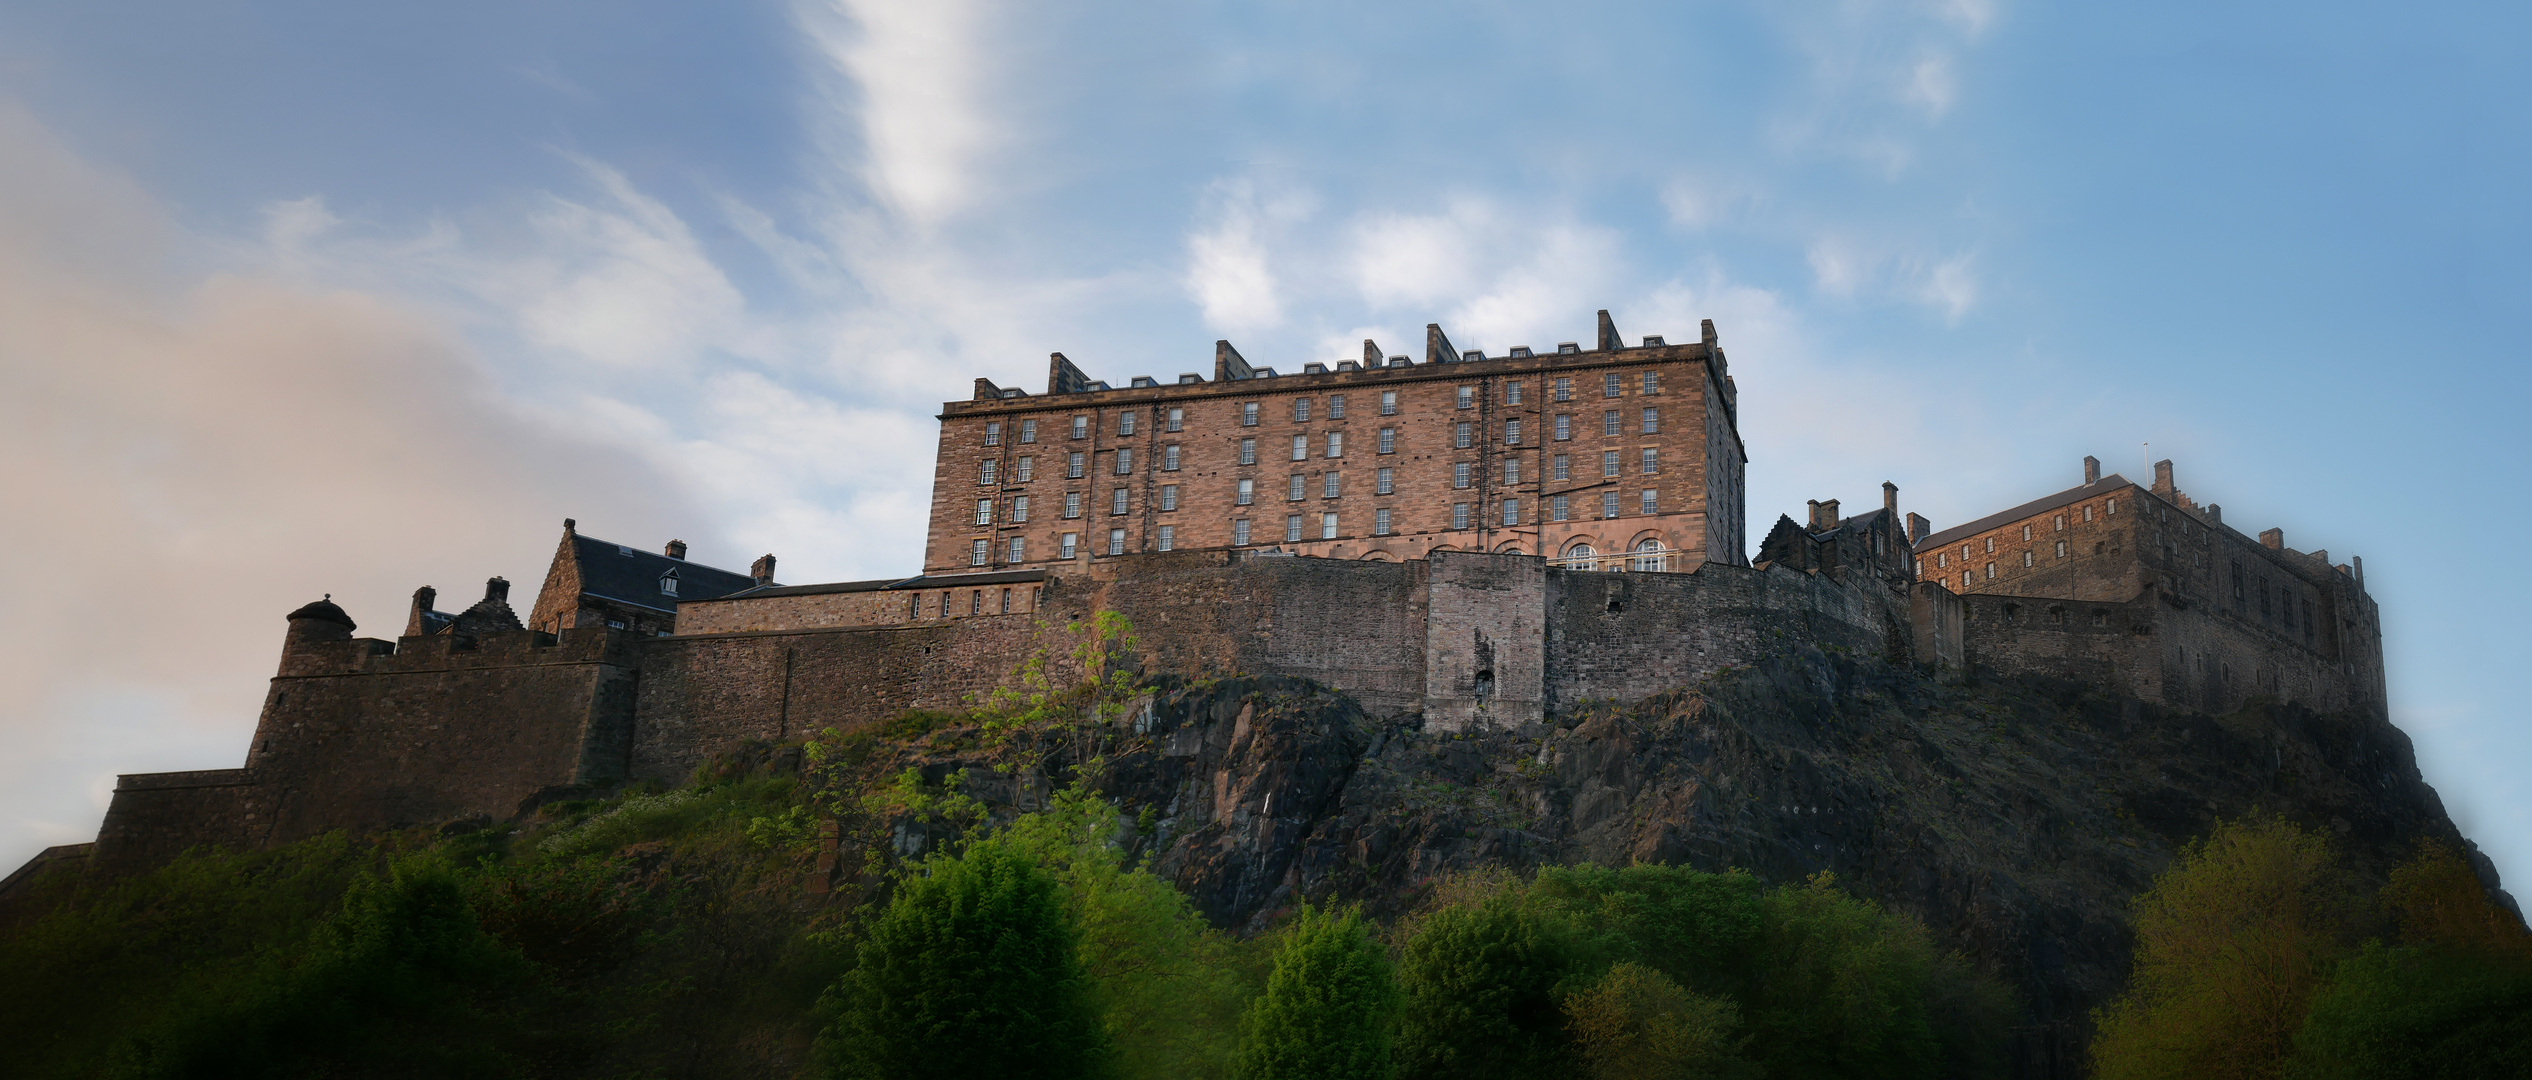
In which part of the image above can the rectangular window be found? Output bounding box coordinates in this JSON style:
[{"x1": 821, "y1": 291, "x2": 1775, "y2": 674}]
[
  {"x1": 1552, "y1": 454, "x2": 1570, "y2": 480},
  {"x1": 1379, "y1": 428, "x2": 1397, "y2": 454},
  {"x1": 1289, "y1": 474, "x2": 1306, "y2": 501},
  {"x1": 2084, "y1": 504, "x2": 2096, "y2": 522},
  {"x1": 1604, "y1": 373, "x2": 1622, "y2": 397},
  {"x1": 2054, "y1": 514, "x2": 2066, "y2": 531},
  {"x1": 1985, "y1": 562, "x2": 1996, "y2": 579},
  {"x1": 1119, "y1": 411, "x2": 1137, "y2": 436},
  {"x1": 1064, "y1": 492, "x2": 1083, "y2": 518},
  {"x1": 1163, "y1": 445, "x2": 1181, "y2": 470},
  {"x1": 1233, "y1": 519, "x2": 1251, "y2": 546},
  {"x1": 1111, "y1": 488, "x2": 1128, "y2": 515},
  {"x1": 1158, "y1": 525, "x2": 1175, "y2": 551},
  {"x1": 1008, "y1": 537, "x2": 1026, "y2": 562},
  {"x1": 1457, "y1": 385, "x2": 1475, "y2": 409},
  {"x1": 1641, "y1": 448, "x2": 1659, "y2": 474},
  {"x1": 1552, "y1": 495, "x2": 1570, "y2": 521},
  {"x1": 1166, "y1": 407, "x2": 1183, "y2": 432},
  {"x1": 2021, "y1": 524, "x2": 2032, "y2": 541},
  {"x1": 1641, "y1": 489, "x2": 1658, "y2": 514},
  {"x1": 1241, "y1": 402, "x2": 1259, "y2": 426},
  {"x1": 1114, "y1": 448, "x2": 1133, "y2": 474},
  {"x1": 985, "y1": 421, "x2": 1002, "y2": 446},
  {"x1": 1236, "y1": 479, "x2": 1254, "y2": 505},
  {"x1": 1321, "y1": 513, "x2": 1338, "y2": 540},
  {"x1": 1502, "y1": 499, "x2": 1520, "y2": 526},
  {"x1": 1642, "y1": 371, "x2": 1660, "y2": 394},
  {"x1": 1017, "y1": 456, "x2": 1034, "y2": 482},
  {"x1": 1240, "y1": 438, "x2": 1257, "y2": 465},
  {"x1": 1324, "y1": 472, "x2": 1341, "y2": 498},
  {"x1": 1376, "y1": 466, "x2": 1398, "y2": 494},
  {"x1": 970, "y1": 538, "x2": 989, "y2": 566},
  {"x1": 1160, "y1": 484, "x2": 1178, "y2": 511},
  {"x1": 1108, "y1": 529, "x2": 1126, "y2": 556},
  {"x1": 1454, "y1": 462, "x2": 1472, "y2": 488},
  {"x1": 2056, "y1": 540, "x2": 2068, "y2": 558},
  {"x1": 1291, "y1": 435, "x2": 1308, "y2": 461},
  {"x1": 2023, "y1": 551, "x2": 2034, "y2": 567},
  {"x1": 1020, "y1": 418, "x2": 1037, "y2": 443},
  {"x1": 1554, "y1": 377, "x2": 1572, "y2": 401},
  {"x1": 1294, "y1": 398, "x2": 1312, "y2": 422},
  {"x1": 1455, "y1": 422, "x2": 1472, "y2": 449},
  {"x1": 1602, "y1": 450, "x2": 1620, "y2": 477},
  {"x1": 1603, "y1": 411, "x2": 1620, "y2": 436},
  {"x1": 1072, "y1": 416, "x2": 1088, "y2": 439},
  {"x1": 1984, "y1": 537, "x2": 1995, "y2": 553},
  {"x1": 1602, "y1": 491, "x2": 1621, "y2": 518},
  {"x1": 1453, "y1": 503, "x2": 1471, "y2": 530},
  {"x1": 1503, "y1": 459, "x2": 1521, "y2": 485},
  {"x1": 1640, "y1": 407, "x2": 1659, "y2": 434},
  {"x1": 1329, "y1": 394, "x2": 1345, "y2": 418},
  {"x1": 1506, "y1": 382, "x2": 1524, "y2": 405},
  {"x1": 975, "y1": 499, "x2": 993, "y2": 525},
  {"x1": 1012, "y1": 496, "x2": 1030, "y2": 523},
  {"x1": 1555, "y1": 415, "x2": 1572, "y2": 441},
  {"x1": 1380, "y1": 390, "x2": 1398, "y2": 415},
  {"x1": 1286, "y1": 515, "x2": 1304, "y2": 542},
  {"x1": 980, "y1": 460, "x2": 997, "y2": 485},
  {"x1": 2107, "y1": 498, "x2": 2118, "y2": 515},
  {"x1": 1326, "y1": 432, "x2": 1344, "y2": 458},
  {"x1": 1375, "y1": 507, "x2": 1392, "y2": 535},
  {"x1": 1068, "y1": 452, "x2": 1085, "y2": 479},
  {"x1": 1504, "y1": 419, "x2": 1522, "y2": 445},
  {"x1": 1061, "y1": 532, "x2": 1078, "y2": 559}
]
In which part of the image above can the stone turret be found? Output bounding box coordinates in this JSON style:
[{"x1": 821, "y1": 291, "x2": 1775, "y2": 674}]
[{"x1": 280, "y1": 595, "x2": 355, "y2": 675}]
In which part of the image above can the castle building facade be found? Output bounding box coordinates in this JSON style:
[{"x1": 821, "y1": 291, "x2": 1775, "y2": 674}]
[{"x1": 921, "y1": 312, "x2": 1748, "y2": 579}]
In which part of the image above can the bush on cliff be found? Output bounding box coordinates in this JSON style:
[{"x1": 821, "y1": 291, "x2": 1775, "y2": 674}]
[{"x1": 1234, "y1": 904, "x2": 1396, "y2": 1080}]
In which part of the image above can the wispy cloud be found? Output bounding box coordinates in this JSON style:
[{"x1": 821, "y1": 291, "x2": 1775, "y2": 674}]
[{"x1": 797, "y1": 0, "x2": 998, "y2": 226}]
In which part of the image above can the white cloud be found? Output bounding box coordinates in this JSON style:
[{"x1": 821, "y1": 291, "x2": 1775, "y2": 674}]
[
  {"x1": 1186, "y1": 182, "x2": 1289, "y2": 333},
  {"x1": 1346, "y1": 199, "x2": 1625, "y2": 353},
  {"x1": 1906, "y1": 56, "x2": 1957, "y2": 118},
  {"x1": 798, "y1": 0, "x2": 997, "y2": 226},
  {"x1": 1805, "y1": 233, "x2": 1980, "y2": 320}
]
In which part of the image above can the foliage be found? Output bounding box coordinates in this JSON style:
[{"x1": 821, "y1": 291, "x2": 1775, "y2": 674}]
[
  {"x1": 2288, "y1": 942, "x2": 2532, "y2": 1079},
  {"x1": 1235, "y1": 904, "x2": 1395, "y2": 1080},
  {"x1": 823, "y1": 838, "x2": 1111, "y2": 1080},
  {"x1": 1560, "y1": 962, "x2": 1751, "y2": 1080},
  {"x1": 2090, "y1": 816, "x2": 2348, "y2": 1080},
  {"x1": 1392, "y1": 890, "x2": 1581, "y2": 1080},
  {"x1": 1524, "y1": 863, "x2": 1764, "y2": 995},
  {"x1": 1742, "y1": 871, "x2": 1947, "y2": 1080},
  {"x1": 2380, "y1": 839, "x2": 2532, "y2": 957},
  {"x1": 976, "y1": 610, "x2": 1148, "y2": 787},
  {"x1": 536, "y1": 786, "x2": 714, "y2": 859}
]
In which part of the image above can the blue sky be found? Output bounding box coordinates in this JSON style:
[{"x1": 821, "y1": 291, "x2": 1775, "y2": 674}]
[{"x1": 2, "y1": 1, "x2": 2525, "y2": 887}]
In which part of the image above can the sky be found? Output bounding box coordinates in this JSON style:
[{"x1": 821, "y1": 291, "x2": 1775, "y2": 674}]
[{"x1": 1, "y1": 1, "x2": 2525, "y2": 886}]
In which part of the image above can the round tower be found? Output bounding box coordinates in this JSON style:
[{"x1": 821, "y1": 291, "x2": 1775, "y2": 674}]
[{"x1": 279, "y1": 595, "x2": 356, "y2": 674}]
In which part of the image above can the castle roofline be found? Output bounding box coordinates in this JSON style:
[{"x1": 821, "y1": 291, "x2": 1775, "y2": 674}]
[
  {"x1": 1914, "y1": 474, "x2": 2135, "y2": 552},
  {"x1": 708, "y1": 568, "x2": 1050, "y2": 601}
]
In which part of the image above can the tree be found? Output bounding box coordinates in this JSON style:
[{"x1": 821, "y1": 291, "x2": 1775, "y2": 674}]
[
  {"x1": 2090, "y1": 816, "x2": 2346, "y2": 1080},
  {"x1": 1744, "y1": 872, "x2": 1944, "y2": 1080},
  {"x1": 1235, "y1": 904, "x2": 1396, "y2": 1080},
  {"x1": 1561, "y1": 962, "x2": 1752, "y2": 1080},
  {"x1": 2379, "y1": 839, "x2": 2531, "y2": 958},
  {"x1": 1392, "y1": 894, "x2": 1577, "y2": 1080},
  {"x1": 2288, "y1": 840, "x2": 2532, "y2": 1079},
  {"x1": 825, "y1": 839, "x2": 1110, "y2": 1080}
]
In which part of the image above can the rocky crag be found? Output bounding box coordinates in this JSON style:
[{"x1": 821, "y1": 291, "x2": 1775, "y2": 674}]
[{"x1": 863, "y1": 652, "x2": 2503, "y2": 1080}]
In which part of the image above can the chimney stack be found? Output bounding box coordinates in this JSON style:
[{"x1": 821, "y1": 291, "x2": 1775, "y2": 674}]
[
  {"x1": 1807, "y1": 500, "x2": 1823, "y2": 531},
  {"x1": 1596, "y1": 310, "x2": 1623, "y2": 351},
  {"x1": 1425, "y1": 324, "x2": 1458, "y2": 366},
  {"x1": 2083, "y1": 456, "x2": 2101, "y2": 485},
  {"x1": 2259, "y1": 528, "x2": 2284, "y2": 551},
  {"x1": 2353, "y1": 555, "x2": 2364, "y2": 587},
  {"x1": 563, "y1": 517, "x2": 577, "y2": 535},
  {"x1": 1212, "y1": 341, "x2": 1253, "y2": 383},
  {"x1": 484, "y1": 577, "x2": 510, "y2": 604},
  {"x1": 1820, "y1": 499, "x2": 1840, "y2": 529},
  {"x1": 751, "y1": 554, "x2": 778, "y2": 587},
  {"x1": 1882, "y1": 481, "x2": 1898, "y2": 520},
  {"x1": 1362, "y1": 339, "x2": 1383, "y2": 366},
  {"x1": 2152, "y1": 459, "x2": 2176, "y2": 495},
  {"x1": 405, "y1": 586, "x2": 437, "y2": 637},
  {"x1": 1907, "y1": 513, "x2": 1931, "y2": 545},
  {"x1": 665, "y1": 539, "x2": 688, "y2": 560}
]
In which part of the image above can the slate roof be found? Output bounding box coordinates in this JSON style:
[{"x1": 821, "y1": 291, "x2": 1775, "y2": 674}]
[
  {"x1": 571, "y1": 534, "x2": 757, "y2": 612},
  {"x1": 709, "y1": 568, "x2": 1049, "y2": 601},
  {"x1": 1913, "y1": 474, "x2": 2134, "y2": 552}
]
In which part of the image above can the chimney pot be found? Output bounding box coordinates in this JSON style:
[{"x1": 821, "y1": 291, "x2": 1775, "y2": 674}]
[
  {"x1": 2152, "y1": 459, "x2": 2176, "y2": 495},
  {"x1": 665, "y1": 539, "x2": 688, "y2": 560},
  {"x1": 563, "y1": 517, "x2": 576, "y2": 533},
  {"x1": 485, "y1": 576, "x2": 510, "y2": 604},
  {"x1": 2207, "y1": 504, "x2": 2222, "y2": 526},
  {"x1": 1807, "y1": 499, "x2": 1823, "y2": 531},
  {"x1": 751, "y1": 554, "x2": 777, "y2": 587},
  {"x1": 1882, "y1": 481, "x2": 1898, "y2": 519},
  {"x1": 2083, "y1": 456, "x2": 2101, "y2": 485}
]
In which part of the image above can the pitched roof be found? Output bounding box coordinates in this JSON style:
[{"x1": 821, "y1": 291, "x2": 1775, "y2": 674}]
[
  {"x1": 709, "y1": 568, "x2": 1050, "y2": 601},
  {"x1": 570, "y1": 534, "x2": 757, "y2": 611},
  {"x1": 1914, "y1": 474, "x2": 2134, "y2": 552}
]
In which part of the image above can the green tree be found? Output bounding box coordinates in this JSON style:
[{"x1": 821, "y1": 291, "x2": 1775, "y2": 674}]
[
  {"x1": 2288, "y1": 840, "x2": 2532, "y2": 1079},
  {"x1": 1560, "y1": 961, "x2": 1752, "y2": 1080},
  {"x1": 825, "y1": 838, "x2": 1111, "y2": 1080},
  {"x1": 1393, "y1": 893, "x2": 1577, "y2": 1080},
  {"x1": 2090, "y1": 816, "x2": 2346, "y2": 1080},
  {"x1": 1743, "y1": 872, "x2": 1944, "y2": 1080},
  {"x1": 1235, "y1": 904, "x2": 1396, "y2": 1080}
]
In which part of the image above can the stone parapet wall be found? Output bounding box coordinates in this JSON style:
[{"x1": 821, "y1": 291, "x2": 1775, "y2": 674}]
[
  {"x1": 1543, "y1": 559, "x2": 1909, "y2": 714},
  {"x1": 1958, "y1": 587, "x2": 2385, "y2": 719}
]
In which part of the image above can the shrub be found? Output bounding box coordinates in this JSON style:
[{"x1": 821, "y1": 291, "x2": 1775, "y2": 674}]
[
  {"x1": 1235, "y1": 904, "x2": 1395, "y2": 1080},
  {"x1": 1561, "y1": 961, "x2": 1751, "y2": 1080},
  {"x1": 1392, "y1": 893, "x2": 1577, "y2": 1080}
]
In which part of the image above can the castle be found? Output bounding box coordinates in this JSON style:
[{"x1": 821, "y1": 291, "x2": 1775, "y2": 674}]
[{"x1": 1, "y1": 311, "x2": 2388, "y2": 889}]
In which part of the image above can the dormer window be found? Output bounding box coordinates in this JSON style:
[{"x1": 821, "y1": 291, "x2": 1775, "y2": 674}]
[{"x1": 659, "y1": 568, "x2": 680, "y2": 596}]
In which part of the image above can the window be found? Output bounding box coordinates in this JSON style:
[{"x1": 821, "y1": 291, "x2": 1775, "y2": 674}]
[
  {"x1": 1504, "y1": 419, "x2": 1522, "y2": 445},
  {"x1": 2107, "y1": 498, "x2": 2118, "y2": 515},
  {"x1": 1640, "y1": 489, "x2": 1658, "y2": 514},
  {"x1": 1114, "y1": 448, "x2": 1133, "y2": 474},
  {"x1": 1119, "y1": 411, "x2": 1137, "y2": 436},
  {"x1": 1961, "y1": 570, "x2": 1972, "y2": 589},
  {"x1": 1633, "y1": 539, "x2": 1665, "y2": 572},
  {"x1": 1166, "y1": 407, "x2": 1183, "y2": 432},
  {"x1": 1604, "y1": 373, "x2": 1622, "y2": 397},
  {"x1": 1072, "y1": 416, "x2": 1088, "y2": 439},
  {"x1": 1642, "y1": 371, "x2": 1660, "y2": 394},
  {"x1": 1158, "y1": 525, "x2": 1175, "y2": 551},
  {"x1": 1984, "y1": 537, "x2": 1995, "y2": 553},
  {"x1": 1291, "y1": 435, "x2": 1308, "y2": 461},
  {"x1": 1111, "y1": 488, "x2": 1128, "y2": 515},
  {"x1": 1937, "y1": 552, "x2": 1948, "y2": 568},
  {"x1": 1502, "y1": 499, "x2": 1520, "y2": 526},
  {"x1": 1239, "y1": 438, "x2": 1256, "y2": 465},
  {"x1": 1001, "y1": 588, "x2": 1011, "y2": 613},
  {"x1": 2056, "y1": 540, "x2": 2068, "y2": 558},
  {"x1": 1061, "y1": 532, "x2": 1078, "y2": 558},
  {"x1": 1326, "y1": 432, "x2": 1344, "y2": 458},
  {"x1": 1552, "y1": 494, "x2": 1570, "y2": 521},
  {"x1": 1603, "y1": 411, "x2": 1620, "y2": 436},
  {"x1": 1379, "y1": 428, "x2": 1396, "y2": 454},
  {"x1": 1455, "y1": 422, "x2": 1472, "y2": 449},
  {"x1": 2084, "y1": 504, "x2": 2096, "y2": 523},
  {"x1": 985, "y1": 421, "x2": 1002, "y2": 446},
  {"x1": 1294, "y1": 398, "x2": 1312, "y2": 422},
  {"x1": 971, "y1": 539, "x2": 989, "y2": 566},
  {"x1": 1503, "y1": 459, "x2": 1521, "y2": 485},
  {"x1": 1506, "y1": 382, "x2": 1523, "y2": 405},
  {"x1": 1324, "y1": 472, "x2": 1342, "y2": 498},
  {"x1": 1375, "y1": 507, "x2": 1392, "y2": 535},
  {"x1": 1602, "y1": 491, "x2": 1621, "y2": 518},
  {"x1": 2021, "y1": 524, "x2": 2032, "y2": 541},
  {"x1": 1380, "y1": 390, "x2": 1398, "y2": 415},
  {"x1": 1453, "y1": 503, "x2": 1472, "y2": 530},
  {"x1": 2023, "y1": 551, "x2": 2034, "y2": 567},
  {"x1": 1160, "y1": 485, "x2": 1178, "y2": 511},
  {"x1": 1640, "y1": 408, "x2": 1659, "y2": 434},
  {"x1": 1020, "y1": 418, "x2": 1037, "y2": 443},
  {"x1": 1602, "y1": 450, "x2": 1620, "y2": 477},
  {"x1": 1241, "y1": 402, "x2": 1259, "y2": 426},
  {"x1": 1329, "y1": 394, "x2": 1346, "y2": 419},
  {"x1": 1640, "y1": 448, "x2": 1659, "y2": 474},
  {"x1": 1008, "y1": 537, "x2": 1026, "y2": 562},
  {"x1": 1163, "y1": 445, "x2": 1181, "y2": 470},
  {"x1": 1064, "y1": 492, "x2": 1083, "y2": 518},
  {"x1": 1985, "y1": 562, "x2": 1996, "y2": 580},
  {"x1": 1068, "y1": 452, "x2": 1085, "y2": 479},
  {"x1": 1286, "y1": 515, "x2": 1304, "y2": 542},
  {"x1": 1457, "y1": 386, "x2": 1475, "y2": 409},
  {"x1": 1554, "y1": 377, "x2": 1572, "y2": 402},
  {"x1": 1961, "y1": 544, "x2": 1972, "y2": 560},
  {"x1": 660, "y1": 571, "x2": 679, "y2": 596},
  {"x1": 975, "y1": 499, "x2": 993, "y2": 525},
  {"x1": 1232, "y1": 519, "x2": 1251, "y2": 546},
  {"x1": 1108, "y1": 529, "x2": 1126, "y2": 555},
  {"x1": 1321, "y1": 513, "x2": 1338, "y2": 540},
  {"x1": 1289, "y1": 474, "x2": 1306, "y2": 501},
  {"x1": 1454, "y1": 462, "x2": 1472, "y2": 488},
  {"x1": 1012, "y1": 496, "x2": 1030, "y2": 522},
  {"x1": 1236, "y1": 479, "x2": 1254, "y2": 505},
  {"x1": 1017, "y1": 456, "x2": 1034, "y2": 482},
  {"x1": 2054, "y1": 514, "x2": 2066, "y2": 531},
  {"x1": 980, "y1": 460, "x2": 997, "y2": 485},
  {"x1": 1377, "y1": 467, "x2": 1395, "y2": 494},
  {"x1": 1552, "y1": 454, "x2": 1570, "y2": 480},
  {"x1": 1555, "y1": 415, "x2": 1572, "y2": 441}
]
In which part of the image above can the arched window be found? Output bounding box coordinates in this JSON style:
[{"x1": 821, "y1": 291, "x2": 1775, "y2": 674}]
[{"x1": 1631, "y1": 538, "x2": 1665, "y2": 572}]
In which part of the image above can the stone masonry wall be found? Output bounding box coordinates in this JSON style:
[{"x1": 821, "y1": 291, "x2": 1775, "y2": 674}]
[
  {"x1": 1543, "y1": 560, "x2": 1906, "y2": 715},
  {"x1": 1958, "y1": 588, "x2": 2385, "y2": 719},
  {"x1": 91, "y1": 769, "x2": 273, "y2": 875}
]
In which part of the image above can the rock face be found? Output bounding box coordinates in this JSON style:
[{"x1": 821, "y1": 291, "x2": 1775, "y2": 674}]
[{"x1": 1047, "y1": 655, "x2": 2504, "y2": 1080}]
